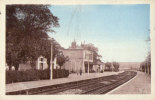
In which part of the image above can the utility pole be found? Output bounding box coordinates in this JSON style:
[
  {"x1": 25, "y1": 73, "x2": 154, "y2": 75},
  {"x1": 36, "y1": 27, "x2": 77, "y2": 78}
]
[
  {"x1": 88, "y1": 54, "x2": 90, "y2": 74},
  {"x1": 41, "y1": 37, "x2": 54, "y2": 80},
  {"x1": 54, "y1": 55, "x2": 57, "y2": 69},
  {"x1": 50, "y1": 39, "x2": 53, "y2": 80}
]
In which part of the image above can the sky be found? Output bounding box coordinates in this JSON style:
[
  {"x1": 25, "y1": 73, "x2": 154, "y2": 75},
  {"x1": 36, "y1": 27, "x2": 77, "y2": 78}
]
[{"x1": 49, "y1": 4, "x2": 150, "y2": 62}]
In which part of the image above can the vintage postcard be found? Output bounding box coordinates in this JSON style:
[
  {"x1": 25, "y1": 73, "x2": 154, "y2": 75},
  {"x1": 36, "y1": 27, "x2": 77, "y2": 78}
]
[{"x1": 0, "y1": 0, "x2": 155, "y2": 100}]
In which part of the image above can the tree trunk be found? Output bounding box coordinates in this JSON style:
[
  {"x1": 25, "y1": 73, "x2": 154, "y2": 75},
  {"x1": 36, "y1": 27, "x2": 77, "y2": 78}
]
[
  {"x1": 15, "y1": 64, "x2": 19, "y2": 70},
  {"x1": 47, "y1": 59, "x2": 50, "y2": 70},
  {"x1": 9, "y1": 65, "x2": 12, "y2": 71},
  {"x1": 30, "y1": 60, "x2": 36, "y2": 70}
]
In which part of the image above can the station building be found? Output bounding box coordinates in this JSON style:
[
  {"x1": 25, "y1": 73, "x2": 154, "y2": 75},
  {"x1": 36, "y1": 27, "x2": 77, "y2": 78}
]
[{"x1": 61, "y1": 41, "x2": 94, "y2": 73}]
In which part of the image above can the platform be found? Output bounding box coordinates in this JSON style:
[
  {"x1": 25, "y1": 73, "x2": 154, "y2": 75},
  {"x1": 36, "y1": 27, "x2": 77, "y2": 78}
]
[
  {"x1": 107, "y1": 71, "x2": 151, "y2": 94},
  {"x1": 6, "y1": 71, "x2": 123, "y2": 93}
]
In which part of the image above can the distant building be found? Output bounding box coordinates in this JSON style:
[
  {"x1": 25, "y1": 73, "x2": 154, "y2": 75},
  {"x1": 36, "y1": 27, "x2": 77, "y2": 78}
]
[{"x1": 36, "y1": 56, "x2": 48, "y2": 70}]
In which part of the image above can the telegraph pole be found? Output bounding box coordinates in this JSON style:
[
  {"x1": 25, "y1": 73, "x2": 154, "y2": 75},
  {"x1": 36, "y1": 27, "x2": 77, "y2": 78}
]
[
  {"x1": 88, "y1": 55, "x2": 90, "y2": 74},
  {"x1": 50, "y1": 39, "x2": 53, "y2": 80}
]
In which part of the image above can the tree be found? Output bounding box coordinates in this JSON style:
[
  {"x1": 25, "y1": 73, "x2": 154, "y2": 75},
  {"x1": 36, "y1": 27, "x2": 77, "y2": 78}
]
[
  {"x1": 112, "y1": 62, "x2": 119, "y2": 72},
  {"x1": 105, "y1": 62, "x2": 112, "y2": 71},
  {"x1": 140, "y1": 51, "x2": 151, "y2": 74},
  {"x1": 56, "y1": 51, "x2": 69, "y2": 69},
  {"x1": 6, "y1": 5, "x2": 59, "y2": 70},
  {"x1": 81, "y1": 43, "x2": 102, "y2": 64},
  {"x1": 41, "y1": 38, "x2": 68, "y2": 70}
]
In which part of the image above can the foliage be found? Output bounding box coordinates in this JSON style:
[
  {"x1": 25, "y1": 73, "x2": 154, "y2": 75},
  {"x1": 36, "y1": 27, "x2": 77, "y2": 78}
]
[
  {"x1": 81, "y1": 43, "x2": 102, "y2": 64},
  {"x1": 6, "y1": 70, "x2": 43, "y2": 83},
  {"x1": 53, "y1": 69, "x2": 69, "y2": 78},
  {"x1": 140, "y1": 52, "x2": 151, "y2": 74},
  {"x1": 100, "y1": 70, "x2": 104, "y2": 73},
  {"x1": 6, "y1": 5, "x2": 59, "y2": 70},
  {"x1": 105, "y1": 62, "x2": 112, "y2": 71},
  {"x1": 56, "y1": 51, "x2": 69, "y2": 68},
  {"x1": 112, "y1": 62, "x2": 119, "y2": 72},
  {"x1": 6, "y1": 69, "x2": 69, "y2": 84}
]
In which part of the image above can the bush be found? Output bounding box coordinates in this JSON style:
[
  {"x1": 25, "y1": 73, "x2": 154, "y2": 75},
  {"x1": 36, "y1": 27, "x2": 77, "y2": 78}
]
[
  {"x1": 53, "y1": 69, "x2": 69, "y2": 79},
  {"x1": 38, "y1": 69, "x2": 50, "y2": 80},
  {"x1": 112, "y1": 62, "x2": 120, "y2": 72},
  {"x1": 6, "y1": 69, "x2": 69, "y2": 84},
  {"x1": 100, "y1": 70, "x2": 103, "y2": 73}
]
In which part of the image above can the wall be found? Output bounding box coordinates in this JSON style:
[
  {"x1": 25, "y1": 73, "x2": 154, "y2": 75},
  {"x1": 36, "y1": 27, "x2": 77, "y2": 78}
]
[
  {"x1": 19, "y1": 61, "x2": 32, "y2": 71},
  {"x1": 19, "y1": 56, "x2": 48, "y2": 71},
  {"x1": 62, "y1": 49, "x2": 94, "y2": 73},
  {"x1": 62, "y1": 49, "x2": 84, "y2": 73}
]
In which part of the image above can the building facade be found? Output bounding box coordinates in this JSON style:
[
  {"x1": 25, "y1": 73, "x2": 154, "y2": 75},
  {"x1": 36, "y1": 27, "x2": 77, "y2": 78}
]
[
  {"x1": 18, "y1": 56, "x2": 48, "y2": 71},
  {"x1": 62, "y1": 48, "x2": 93, "y2": 73},
  {"x1": 61, "y1": 41, "x2": 94, "y2": 73}
]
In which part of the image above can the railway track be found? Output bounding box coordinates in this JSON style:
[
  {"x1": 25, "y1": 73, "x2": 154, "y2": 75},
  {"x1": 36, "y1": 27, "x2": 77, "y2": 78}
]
[
  {"x1": 6, "y1": 71, "x2": 137, "y2": 95},
  {"x1": 82, "y1": 72, "x2": 136, "y2": 94},
  {"x1": 34, "y1": 71, "x2": 137, "y2": 94}
]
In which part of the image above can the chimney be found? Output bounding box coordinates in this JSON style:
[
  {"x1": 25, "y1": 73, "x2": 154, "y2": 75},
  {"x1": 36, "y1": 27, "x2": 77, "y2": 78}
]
[{"x1": 71, "y1": 40, "x2": 77, "y2": 48}]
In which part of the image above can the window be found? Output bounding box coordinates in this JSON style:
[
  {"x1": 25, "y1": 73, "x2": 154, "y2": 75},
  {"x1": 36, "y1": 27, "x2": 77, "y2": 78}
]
[{"x1": 89, "y1": 54, "x2": 92, "y2": 60}]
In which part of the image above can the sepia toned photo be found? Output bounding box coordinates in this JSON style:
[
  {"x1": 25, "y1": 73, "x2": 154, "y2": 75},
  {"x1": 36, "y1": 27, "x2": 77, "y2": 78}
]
[{"x1": 5, "y1": 4, "x2": 151, "y2": 95}]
